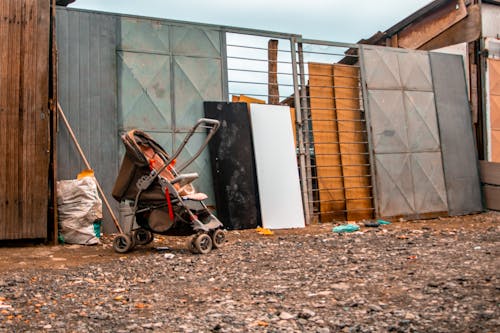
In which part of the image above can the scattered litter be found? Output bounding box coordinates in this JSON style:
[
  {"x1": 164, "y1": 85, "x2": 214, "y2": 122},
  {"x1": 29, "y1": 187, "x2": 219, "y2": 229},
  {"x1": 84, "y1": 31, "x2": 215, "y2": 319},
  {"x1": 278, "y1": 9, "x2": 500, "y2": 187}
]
[
  {"x1": 333, "y1": 224, "x2": 360, "y2": 233},
  {"x1": 364, "y1": 221, "x2": 380, "y2": 228},
  {"x1": 155, "y1": 246, "x2": 171, "y2": 252},
  {"x1": 256, "y1": 226, "x2": 274, "y2": 235},
  {"x1": 474, "y1": 246, "x2": 481, "y2": 250},
  {"x1": 163, "y1": 253, "x2": 175, "y2": 259},
  {"x1": 377, "y1": 219, "x2": 391, "y2": 225}
]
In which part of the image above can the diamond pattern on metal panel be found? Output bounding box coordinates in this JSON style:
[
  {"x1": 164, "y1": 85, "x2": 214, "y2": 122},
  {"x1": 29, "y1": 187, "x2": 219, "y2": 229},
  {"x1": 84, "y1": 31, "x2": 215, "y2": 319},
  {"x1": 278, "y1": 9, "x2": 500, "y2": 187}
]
[
  {"x1": 172, "y1": 26, "x2": 221, "y2": 57},
  {"x1": 362, "y1": 47, "x2": 402, "y2": 90},
  {"x1": 398, "y1": 52, "x2": 433, "y2": 91},
  {"x1": 174, "y1": 56, "x2": 223, "y2": 127},
  {"x1": 119, "y1": 18, "x2": 169, "y2": 53},
  {"x1": 175, "y1": 133, "x2": 215, "y2": 206},
  {"x1": 404, "y1": 91, "x2": 440, "y2": 151},
  {"x1": 118, "y1": 52, "x2": 171, "y2": 130},
  {"x1": 375, "y1": 153, "x2": 415, "y2": 216},
  {"x1": 368, "y1": 90, "x2": 408, "y2": 153},
  {"x1": 411, "y1": 152, "x2": 448, "y2": 213}
]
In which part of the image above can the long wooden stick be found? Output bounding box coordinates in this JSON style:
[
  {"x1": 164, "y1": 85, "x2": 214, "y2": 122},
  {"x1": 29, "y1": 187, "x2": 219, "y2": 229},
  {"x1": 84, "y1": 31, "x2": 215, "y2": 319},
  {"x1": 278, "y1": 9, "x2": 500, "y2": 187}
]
[{"x1": 57, "y1": 102, "x2": 123, "y2": 234}]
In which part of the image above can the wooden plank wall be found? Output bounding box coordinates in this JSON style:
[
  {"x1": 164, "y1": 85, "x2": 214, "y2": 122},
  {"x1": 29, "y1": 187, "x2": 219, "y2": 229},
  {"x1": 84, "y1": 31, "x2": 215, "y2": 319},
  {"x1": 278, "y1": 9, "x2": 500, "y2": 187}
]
[
  {"x1": 0, "y1": 0, "x2": 50, "y2": 240},
  {"x1": 480, "y1": 161, "x2": 500, "y2": 211},
  {"x1": 489, "y1": 59, "x2": 500, "y2": 161},
  {"x1": 333, "y1": 64, "x2": 372, "y2": 221},
  {"x1": 308, "y1": 63, "x2": 346, "y2": 221}
]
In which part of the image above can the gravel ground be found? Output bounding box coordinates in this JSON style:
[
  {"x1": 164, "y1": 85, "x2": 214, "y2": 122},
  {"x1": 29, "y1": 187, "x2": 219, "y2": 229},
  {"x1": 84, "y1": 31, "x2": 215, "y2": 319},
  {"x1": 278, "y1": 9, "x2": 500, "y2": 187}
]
[{"x1": 0, "y1": 213, "x2": 499, "y2": 332}]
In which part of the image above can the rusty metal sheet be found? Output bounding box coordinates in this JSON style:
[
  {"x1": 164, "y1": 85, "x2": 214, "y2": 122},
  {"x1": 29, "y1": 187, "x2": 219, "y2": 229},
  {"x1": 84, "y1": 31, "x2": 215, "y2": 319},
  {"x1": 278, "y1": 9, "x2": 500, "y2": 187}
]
[{"x1": 430, "y1": 52, "x2": 482, "y2": 215}]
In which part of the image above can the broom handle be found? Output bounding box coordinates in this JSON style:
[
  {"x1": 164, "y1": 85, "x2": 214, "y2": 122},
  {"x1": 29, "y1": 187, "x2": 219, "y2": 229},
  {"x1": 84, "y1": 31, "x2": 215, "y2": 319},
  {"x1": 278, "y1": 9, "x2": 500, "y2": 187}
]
[{"x1": 57, "y1": 103, "x2": 123, "y2": 234}]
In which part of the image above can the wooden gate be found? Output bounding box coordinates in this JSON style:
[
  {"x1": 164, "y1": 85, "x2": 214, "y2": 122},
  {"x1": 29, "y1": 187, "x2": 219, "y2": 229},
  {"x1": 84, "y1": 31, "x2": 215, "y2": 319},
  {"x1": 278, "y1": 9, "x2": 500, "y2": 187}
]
[{"x1": 0, "y1": 0, "x2": 50, "y2": 240}]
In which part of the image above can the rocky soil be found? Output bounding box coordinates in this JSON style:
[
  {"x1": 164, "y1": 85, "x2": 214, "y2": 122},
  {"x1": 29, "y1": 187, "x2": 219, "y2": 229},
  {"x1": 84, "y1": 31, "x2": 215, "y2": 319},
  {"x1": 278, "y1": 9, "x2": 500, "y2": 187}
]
[{"x1": 0, "y1": 213, "x2": 498, "y2": 332}]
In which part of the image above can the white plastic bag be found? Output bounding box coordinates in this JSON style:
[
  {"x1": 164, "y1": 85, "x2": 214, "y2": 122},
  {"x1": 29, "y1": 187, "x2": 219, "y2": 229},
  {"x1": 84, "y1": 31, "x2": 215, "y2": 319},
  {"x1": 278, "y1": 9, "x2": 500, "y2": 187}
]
[{"x1": 57, "y1": 176, "x2": 102, "y2": 245}]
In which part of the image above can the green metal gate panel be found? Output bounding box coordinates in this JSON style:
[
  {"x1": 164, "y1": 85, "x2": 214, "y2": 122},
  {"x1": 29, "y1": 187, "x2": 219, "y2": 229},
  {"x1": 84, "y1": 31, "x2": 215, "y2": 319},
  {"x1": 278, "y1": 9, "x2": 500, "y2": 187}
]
[
  {"x1": 118, "y1": 51, "x2": 172, "y2": 130},
  {"x1": 174, "y1": 56, "x2": 223, "y2": 127},
  {"x1": 117, "y1": 17, "x2": 225, "y2": 205}
]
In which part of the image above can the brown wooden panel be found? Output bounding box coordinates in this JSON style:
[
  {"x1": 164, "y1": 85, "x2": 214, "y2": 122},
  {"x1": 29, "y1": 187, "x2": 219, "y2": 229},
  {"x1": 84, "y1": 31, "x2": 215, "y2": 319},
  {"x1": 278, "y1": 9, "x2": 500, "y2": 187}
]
[
  {"x1": 419, "y1": 5, "x2": 481, "y2": 51},
  {"x1": 0, "y1": 0, "x2": 50, "y2": 240},
  {"x1": 333, "y1": 64, "x2": 373, "y2": 221},
  {"x1": 308, "y1": 63, "x2": 345, "y2": 221},
  {"x1": 491, "y1": 130, "x2": 500, "y2": 162},
  {"x1": 483, "y1": 185, "x2": 500, "y2": 211},
  {"x1": 490, "y1": 59, "x2": 500, "y2": 95},
  {"x1": 479, "y1": 161, "x2": 500, "y2": 185},
  {"x1": 490, "y1": 59, "x2": 500, "y2": 163},
  {"x1": 398, "y1": 0, "x2": 467, "y2": 49}
]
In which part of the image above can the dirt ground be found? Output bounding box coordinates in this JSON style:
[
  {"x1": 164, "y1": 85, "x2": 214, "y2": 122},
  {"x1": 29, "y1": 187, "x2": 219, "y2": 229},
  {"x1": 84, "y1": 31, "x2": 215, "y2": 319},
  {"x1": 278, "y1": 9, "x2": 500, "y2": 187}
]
[{"x1": 0, "y1": 213, "x2": 498, "y2": 332}]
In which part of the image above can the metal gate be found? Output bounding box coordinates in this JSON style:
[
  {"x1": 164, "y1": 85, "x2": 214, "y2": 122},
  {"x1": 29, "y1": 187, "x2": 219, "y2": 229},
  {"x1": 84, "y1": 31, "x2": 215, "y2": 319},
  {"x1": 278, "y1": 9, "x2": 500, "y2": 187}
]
[
  {"x1": 117, "y1": 17, "x2": 226, "y2": 205},
  {"x1": 359, "y1": 45, "x2": 448, "y2": 218},
  {"x1": 225, "y1": 34, "x2": 375, "y2": 223}
]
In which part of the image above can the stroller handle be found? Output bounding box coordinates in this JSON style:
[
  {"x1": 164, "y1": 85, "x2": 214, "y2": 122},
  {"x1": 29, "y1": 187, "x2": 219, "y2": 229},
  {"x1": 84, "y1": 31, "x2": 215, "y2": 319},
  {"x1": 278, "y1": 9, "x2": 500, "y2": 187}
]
[{"x1": 168, "y1": 118, "x2": 220, "y2": 173}]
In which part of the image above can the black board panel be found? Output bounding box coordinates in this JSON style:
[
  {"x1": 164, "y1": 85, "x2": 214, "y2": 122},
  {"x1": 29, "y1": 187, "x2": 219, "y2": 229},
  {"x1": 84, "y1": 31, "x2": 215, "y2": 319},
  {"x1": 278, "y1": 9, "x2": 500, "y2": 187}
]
[{"x1": 204, "y1": 102, "x2": 261, "y2": 229}]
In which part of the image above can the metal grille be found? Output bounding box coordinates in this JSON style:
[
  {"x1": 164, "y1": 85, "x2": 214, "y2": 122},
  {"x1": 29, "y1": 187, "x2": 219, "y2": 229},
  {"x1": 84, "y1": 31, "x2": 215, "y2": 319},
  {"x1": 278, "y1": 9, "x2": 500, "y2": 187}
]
[
  {"x1": 224, "y1": 34, "x2": 374, "y2": 223},
  {"x1": 294, "y1": 41, "x2": 374, "y2": 223}
]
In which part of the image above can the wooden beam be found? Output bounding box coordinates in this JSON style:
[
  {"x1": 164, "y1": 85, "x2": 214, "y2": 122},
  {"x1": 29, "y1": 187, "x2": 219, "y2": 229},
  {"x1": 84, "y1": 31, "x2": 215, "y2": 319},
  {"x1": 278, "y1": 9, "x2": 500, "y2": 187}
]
[
  {"x1": 479, "y1": 161, "x2": 500, "y2": 185},
  {"x1": 483, "y1": 185, "x2": 500, "y2": 211},
  {"x1": 398, "y1": 0, "x2": 467, "y2": 49},
  {"x1": 419, "y1": 4, "x2": 481, "y2": 51},
  {"x1": 268, "y1": 39, "x2": 279, "y2": 105}
]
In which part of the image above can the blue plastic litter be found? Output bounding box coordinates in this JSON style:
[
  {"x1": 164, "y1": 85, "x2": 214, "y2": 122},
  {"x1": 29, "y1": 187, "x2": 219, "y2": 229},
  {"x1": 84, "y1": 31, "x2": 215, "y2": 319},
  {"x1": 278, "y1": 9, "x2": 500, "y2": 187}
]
[
  {"x1": 377, "y1": 219, "x2": 391, "y2": 225},
  {"x1": 333, "y1": 224, "x2": 360, "y2": 233}
]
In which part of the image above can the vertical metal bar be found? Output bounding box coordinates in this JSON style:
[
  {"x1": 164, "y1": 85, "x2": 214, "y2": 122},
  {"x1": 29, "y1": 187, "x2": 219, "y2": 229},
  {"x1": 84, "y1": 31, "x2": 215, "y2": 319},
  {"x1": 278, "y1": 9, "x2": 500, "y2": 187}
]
[
  {"x1": 169, "y1": 23, "x2": 176, "y2": 152},
  {"x1": 220, "y1": 30, "x2": 229, "y2": 101},
  {"x1": 358, "y1": 45, "x2": 379, "y2": 218},
  {"x1": 290, "y1": 37, "x2": 311, "y2": 224},
  {"x1": 297, "y1": 42, "x2": 314, "y2": 222}
]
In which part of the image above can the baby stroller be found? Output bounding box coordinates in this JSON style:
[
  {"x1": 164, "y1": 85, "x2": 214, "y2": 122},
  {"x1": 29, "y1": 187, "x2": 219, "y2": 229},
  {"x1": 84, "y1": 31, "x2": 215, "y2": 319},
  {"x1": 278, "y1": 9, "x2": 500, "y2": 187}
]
[{"x1": 111, "y1": 118, "x2": 224, "y2": 254}]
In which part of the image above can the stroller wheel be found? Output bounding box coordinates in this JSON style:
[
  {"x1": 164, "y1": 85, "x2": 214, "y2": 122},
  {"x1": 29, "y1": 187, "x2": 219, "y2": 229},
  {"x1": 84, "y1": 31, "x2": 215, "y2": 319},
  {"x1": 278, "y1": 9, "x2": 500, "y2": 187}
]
[
  {"x1": 194, "y1": 233, "x2": 212, "y2": 254},
  {"x1": 132, "y1": 229, "x2": 154, "y2": 245},
  {"x1": 113, "y1": 234, "x2": 134, "y2": 253},
  {"x1": 211, "y1": 229, "x2": 226, "y2": 249},
  {"x1": 187, "y1": 235, "x2": 199, "y2": 254}
]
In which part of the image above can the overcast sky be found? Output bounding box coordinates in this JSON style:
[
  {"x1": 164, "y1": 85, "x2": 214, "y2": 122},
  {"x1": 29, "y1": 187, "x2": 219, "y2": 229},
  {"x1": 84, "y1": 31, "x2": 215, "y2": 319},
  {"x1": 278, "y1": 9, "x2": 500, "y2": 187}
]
[{"x1": 69, "y1": 0, "x2": 433, "y2": 43}]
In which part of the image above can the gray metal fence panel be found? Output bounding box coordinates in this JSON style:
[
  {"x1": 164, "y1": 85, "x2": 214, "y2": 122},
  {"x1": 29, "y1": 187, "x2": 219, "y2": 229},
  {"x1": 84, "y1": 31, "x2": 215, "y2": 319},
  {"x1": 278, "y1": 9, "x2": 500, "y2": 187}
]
[
  {"x1": 57, "y1": 8, "x2": 227, "y2": 231},
  {"x1": 430, "y1": 53, "x2": 483, "y2": 215},
  {"x1": 56, "y1": 8, "x2": 119, "y2": 231},
  {"x1": 360, "y1": 45, "x2": 448, "y2": 218}
]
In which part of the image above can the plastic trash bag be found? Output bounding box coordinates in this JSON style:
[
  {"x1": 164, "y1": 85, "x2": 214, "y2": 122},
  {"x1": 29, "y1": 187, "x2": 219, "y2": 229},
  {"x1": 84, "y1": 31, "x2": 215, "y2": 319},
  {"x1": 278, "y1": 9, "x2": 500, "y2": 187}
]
[{"x1": 57, "y1": 176, "x2": 102, "y2": 245}]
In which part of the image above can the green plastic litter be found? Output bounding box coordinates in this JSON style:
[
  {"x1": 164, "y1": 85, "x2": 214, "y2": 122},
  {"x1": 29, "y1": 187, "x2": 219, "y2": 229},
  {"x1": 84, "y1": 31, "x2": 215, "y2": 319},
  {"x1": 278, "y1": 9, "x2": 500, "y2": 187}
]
[
  {"x1": 333, "y1": 224, "x2": 360, "y2": 233},
  {"x1": 93, "y1": 220, "x2": 102, "y2": 238},
  {"x1": 377, "y1": 219, "x2": 391, "y2": 225}
]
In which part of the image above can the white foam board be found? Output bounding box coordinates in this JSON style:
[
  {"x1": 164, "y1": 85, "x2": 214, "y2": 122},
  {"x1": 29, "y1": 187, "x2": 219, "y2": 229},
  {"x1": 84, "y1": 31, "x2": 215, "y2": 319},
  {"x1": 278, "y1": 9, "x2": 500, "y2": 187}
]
[{"x1": 249, "y1": 104, "x2": 305, "y2": 229}]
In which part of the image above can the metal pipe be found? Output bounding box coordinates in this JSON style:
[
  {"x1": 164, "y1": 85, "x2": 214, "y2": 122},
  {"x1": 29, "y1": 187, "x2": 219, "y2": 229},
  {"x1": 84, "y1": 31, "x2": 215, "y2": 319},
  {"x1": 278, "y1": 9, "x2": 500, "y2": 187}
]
[
  {"x1": 57, "y1": 103, "x2": 123, "y2": 234},
  {"x1": 358, "y1": 45, "x2": 379, "y2": 218},
  {"x1": 298, "y1": 42, "x2": 314, "y2": 222},
  {"x1": 290, "y1": 37, "x2": 310, "y2": 225}
]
